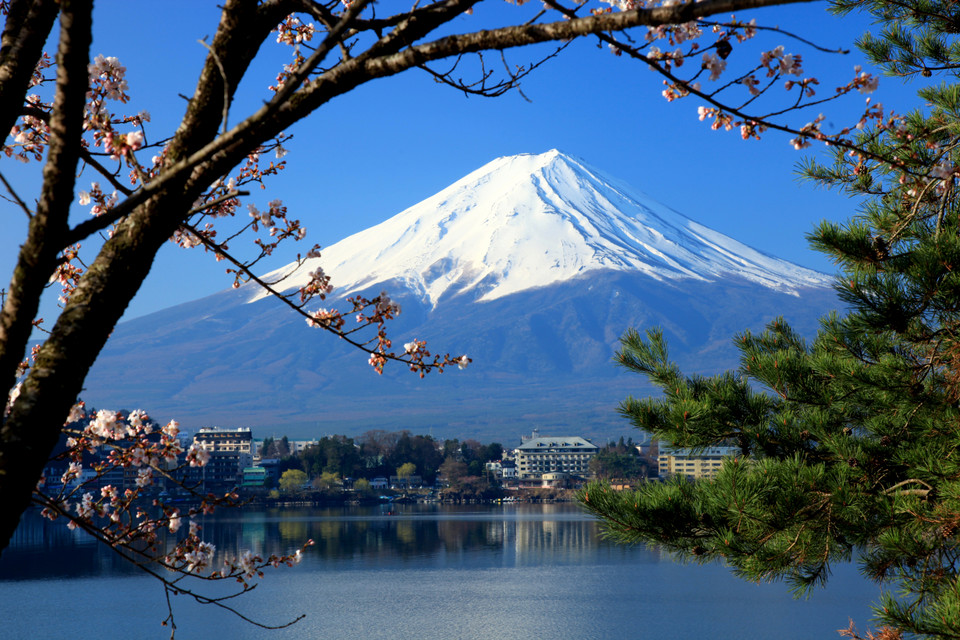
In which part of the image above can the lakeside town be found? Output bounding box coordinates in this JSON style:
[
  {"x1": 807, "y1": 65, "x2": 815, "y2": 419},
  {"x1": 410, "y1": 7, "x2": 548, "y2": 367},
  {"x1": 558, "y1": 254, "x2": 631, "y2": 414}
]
[{"x1": 43, "y1": 415, "x2": 740, "y2": 504}]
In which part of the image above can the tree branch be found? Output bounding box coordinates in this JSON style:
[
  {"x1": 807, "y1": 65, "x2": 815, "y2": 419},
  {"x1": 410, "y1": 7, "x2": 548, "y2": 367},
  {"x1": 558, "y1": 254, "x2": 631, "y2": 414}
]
[
  {"x1": 0, "y1": 0, "x2": 93, "y2": 558},
  {"x1": 0, "y1": 0, "x2": 59, "y2": 143},
  {"x1": 0, "y1": 171, "x2": 34, "y2": 219}
]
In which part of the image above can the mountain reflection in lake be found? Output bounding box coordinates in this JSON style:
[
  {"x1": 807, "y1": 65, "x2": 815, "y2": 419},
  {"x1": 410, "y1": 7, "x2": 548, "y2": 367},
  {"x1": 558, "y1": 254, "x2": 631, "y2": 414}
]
[{"x1": 0, "y1": 503, "x2": 883, "y2": 640}]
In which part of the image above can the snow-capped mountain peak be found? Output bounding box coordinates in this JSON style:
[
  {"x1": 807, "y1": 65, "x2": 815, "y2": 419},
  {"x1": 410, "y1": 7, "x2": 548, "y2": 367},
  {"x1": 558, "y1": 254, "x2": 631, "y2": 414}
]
[
  {"x1": 254, "y1": 150, "x2": 830, "y2": 307},
  {"x1": 88, "y1": 150, "x2": 840, "y2": 435}
]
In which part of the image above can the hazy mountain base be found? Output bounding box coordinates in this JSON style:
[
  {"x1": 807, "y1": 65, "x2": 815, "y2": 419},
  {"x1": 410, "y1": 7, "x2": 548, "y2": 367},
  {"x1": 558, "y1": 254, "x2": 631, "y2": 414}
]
[{"x1": 82, "y1": 270, "x2": 840, "y2": 442}]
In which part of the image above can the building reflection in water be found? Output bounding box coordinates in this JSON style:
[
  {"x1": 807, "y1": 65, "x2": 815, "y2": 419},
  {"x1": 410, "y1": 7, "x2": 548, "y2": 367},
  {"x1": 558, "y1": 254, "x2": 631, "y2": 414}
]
[{"x1": 0, "y1": 503, "x2": 651, "y2": 581}]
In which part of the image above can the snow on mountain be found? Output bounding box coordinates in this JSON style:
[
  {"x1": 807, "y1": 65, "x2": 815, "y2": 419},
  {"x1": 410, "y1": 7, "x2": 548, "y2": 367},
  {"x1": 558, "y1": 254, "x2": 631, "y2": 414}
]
[
  {"x1": 249, "y1": 149, "x2": 830, "y2": 308},
  {"x1": 85, "y1": 150, "x2": 841, "y2": 439}
]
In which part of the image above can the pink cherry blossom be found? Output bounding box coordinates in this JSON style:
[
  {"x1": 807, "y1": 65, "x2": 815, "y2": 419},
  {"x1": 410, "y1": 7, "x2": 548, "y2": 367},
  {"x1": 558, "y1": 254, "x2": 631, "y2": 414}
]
[{"x1": 186, "y1": 441, "x2": 211, "y2": 467}]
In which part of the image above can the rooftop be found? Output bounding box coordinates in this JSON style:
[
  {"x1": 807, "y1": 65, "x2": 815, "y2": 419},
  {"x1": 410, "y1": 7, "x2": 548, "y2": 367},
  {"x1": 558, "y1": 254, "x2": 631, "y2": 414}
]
[{"x1": 517, "y1": 436, "x2": 597, "y2": 451}]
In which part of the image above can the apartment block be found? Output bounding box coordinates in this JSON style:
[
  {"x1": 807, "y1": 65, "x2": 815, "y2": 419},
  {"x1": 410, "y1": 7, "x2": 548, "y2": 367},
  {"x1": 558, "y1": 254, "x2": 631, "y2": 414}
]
[
  {"x1": 658, "y1": 445, "x2": 740, "y2": 481},
  {"x1": 192, "y1": 427, "x2": 253, "y2": 489}
]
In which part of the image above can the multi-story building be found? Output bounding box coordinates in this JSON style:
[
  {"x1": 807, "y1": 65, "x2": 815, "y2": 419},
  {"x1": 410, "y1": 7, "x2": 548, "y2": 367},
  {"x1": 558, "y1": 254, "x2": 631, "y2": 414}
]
[
  {"x1": 515, "y1": 436, "x2": 598, "y2": 481},
  {"x1": 485, "y1": 459, "x2": 518, "y2": 481},
  {"x1": 193, "y1": 427, "x2": 253, "y2": 489},
  {"x1": 658, "y1": 445, "x2": 740, "y2": 481},
  {"x1": 241, "y1": 466, "x2": 268, "y2": 488}
]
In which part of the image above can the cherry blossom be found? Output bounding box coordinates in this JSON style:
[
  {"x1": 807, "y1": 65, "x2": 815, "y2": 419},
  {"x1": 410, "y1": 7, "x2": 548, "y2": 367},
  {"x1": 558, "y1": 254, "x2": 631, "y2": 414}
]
[
  {"x1": 930, "y1": 162, "x2": 955, "y2": 180},
  {"x1": 185, "y1": 441, "x2": 211, "y2": 467},
  {"x1": 87, "y1": 54, "x2": 128, "y2": 102},
  {"x1": 135, "y1": 467, "x2": 153, "y2": 488},
  {"x1": 65, "y1": 401, "x2": 86, "y2": 424},
  {"x1": 28, "y1": 401, "x2": 314, "y2": 631},
  {"x1": 299, "y1": 266, "x2": 333, "y2": 302},
  {"x1": 276, "y1": 15, "x2": 316, "y2": 45},
  {"x1": 61, "y1": 462, "x2": 82, "y2": 485},
  {"x1": 183, "y1": 541, "x2": 217, "y2": 573},
  {"x1": 161, "y1": 420, "x2": 180, "y2": 439},
  {"x1": 855, "y1": 70, "x2": 880, "y2": 94},
  {"x1": 701, "y1": 52, "x2": 726, "y2": 81}
]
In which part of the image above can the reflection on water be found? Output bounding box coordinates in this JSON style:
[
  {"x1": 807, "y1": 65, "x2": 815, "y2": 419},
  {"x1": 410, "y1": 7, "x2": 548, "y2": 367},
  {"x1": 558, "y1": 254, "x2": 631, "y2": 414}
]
[
  {"x1": 0, "y1": 503, "x2": 885, "y2": 640},
  {"x1": 1, "y1": 503, "x2": 634, "y2": 581}
]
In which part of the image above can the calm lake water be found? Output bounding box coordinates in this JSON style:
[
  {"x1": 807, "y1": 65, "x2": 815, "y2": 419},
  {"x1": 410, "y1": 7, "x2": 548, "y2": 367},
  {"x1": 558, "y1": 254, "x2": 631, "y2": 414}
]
[{"x1": 0, "y1": 502, "x2": 884, "y2": 639}]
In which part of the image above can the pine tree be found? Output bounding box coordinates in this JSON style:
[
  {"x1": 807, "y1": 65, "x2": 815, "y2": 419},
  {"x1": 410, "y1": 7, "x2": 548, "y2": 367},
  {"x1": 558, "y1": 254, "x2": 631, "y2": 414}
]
[{"x1": 579, "y1": 2, "x2": 960, "y2": 637}]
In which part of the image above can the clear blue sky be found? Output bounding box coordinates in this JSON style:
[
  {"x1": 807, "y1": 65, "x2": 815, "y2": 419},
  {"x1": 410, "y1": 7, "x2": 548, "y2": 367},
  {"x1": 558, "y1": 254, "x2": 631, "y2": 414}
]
[{"x1": 0, "y1": 1, "x2": 918, "y2": 322}]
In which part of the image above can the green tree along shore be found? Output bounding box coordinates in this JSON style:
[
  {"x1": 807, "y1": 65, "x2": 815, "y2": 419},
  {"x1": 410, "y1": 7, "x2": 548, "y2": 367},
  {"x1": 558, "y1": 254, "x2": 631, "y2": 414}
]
[
  {"x1": 589, "y1": 436, "x2": 652, "y2": 482},
  {"x1": 265, "y1": 430, "x2": 506, "y2": 495},
  {"x1": 580, "y1": 2, "x2": 960, "y2": 638}
]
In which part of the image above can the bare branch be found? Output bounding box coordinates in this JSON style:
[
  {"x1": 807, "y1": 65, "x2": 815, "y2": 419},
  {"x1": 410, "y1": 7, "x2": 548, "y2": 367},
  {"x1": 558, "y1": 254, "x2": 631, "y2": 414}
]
[{"x1": 0, "y1": 171, "x2": 33, "y2": 219}]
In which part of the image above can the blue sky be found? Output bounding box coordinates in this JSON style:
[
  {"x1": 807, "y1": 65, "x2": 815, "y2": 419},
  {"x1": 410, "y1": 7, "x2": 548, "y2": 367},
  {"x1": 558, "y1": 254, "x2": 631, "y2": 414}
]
[{"x1": 1, "y1": 1, "x2": 918, "y2": 322}]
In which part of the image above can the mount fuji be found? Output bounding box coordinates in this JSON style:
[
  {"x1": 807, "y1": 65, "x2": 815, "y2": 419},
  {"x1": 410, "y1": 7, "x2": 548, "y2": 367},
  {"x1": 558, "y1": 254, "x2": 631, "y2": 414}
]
[
  {"x1": 84, "y1": 150, "x2": 839, "y2": 441},
  {"x1": 251, "y1": 149, "x2": 828, "y2": 306}
]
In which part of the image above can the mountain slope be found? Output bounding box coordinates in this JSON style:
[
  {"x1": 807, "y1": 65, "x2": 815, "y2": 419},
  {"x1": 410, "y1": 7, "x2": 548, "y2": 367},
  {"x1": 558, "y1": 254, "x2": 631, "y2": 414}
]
[{"x1": 83, "y1": 151, "x2": 839, "y2": 442}]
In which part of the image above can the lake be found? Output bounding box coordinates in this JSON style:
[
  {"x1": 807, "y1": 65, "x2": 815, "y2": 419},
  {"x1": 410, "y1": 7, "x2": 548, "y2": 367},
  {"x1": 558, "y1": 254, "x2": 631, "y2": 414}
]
[{"x1": 0, "y1": 502, "x2": 884, "y2": 639}]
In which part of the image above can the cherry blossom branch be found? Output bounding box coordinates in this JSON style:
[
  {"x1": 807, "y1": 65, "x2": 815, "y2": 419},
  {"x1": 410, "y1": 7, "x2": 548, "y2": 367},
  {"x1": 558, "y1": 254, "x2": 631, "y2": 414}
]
[
  {"x1": 0, "y1": 0, "x2": 59, "y2": 145},
  {"x1": 264, "y1": 0, "x2": 372, "y2": 108},
  {"x1": 20, "y1": 105, "x2": 138, "y2": 198},
  {"x1": 64, "y1": 192, "x2": 132, "y2": 245},
  {"x1": 57, "y1": 3, "x2": 370, "y2": 247},
  {"x1": 186, "y1": 189, "x2": 250, "y2": 217},
  {"x1": 588, "y1": 17, "x2": 899, "y2": 163},
  {"x1": 418, "y1": 43, "x2": 570, "y2": 98},
  {"x1": 162, "y1": 583, "x2": 307, "y2": 634},
  {"x1": 0, "y1": 0, "x2": 92, "y2": 461},
  {"x1": 32, "y1": 452, "x2": 309, "y2": 636},
  {"x1": 64, "y1": 0, "x2": 810, "y2": 255},
  {"x1": 78, "y1": 147, "x2": 133, "y2": 196},
  {"x1": 179, "y1": 221, "x2": 469, "y2": 375},
  {"x1": 697, "y1": 19, "x2": 849, "y2": 54}
]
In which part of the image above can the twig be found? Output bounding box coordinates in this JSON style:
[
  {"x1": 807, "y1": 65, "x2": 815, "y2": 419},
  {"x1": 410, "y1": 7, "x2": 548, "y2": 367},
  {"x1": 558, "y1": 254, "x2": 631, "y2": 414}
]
[
  {"x1": 883, "y1": 478, "x2": 933, "y2": 495},
  {"x1": 197, "y1": 38, "x2": 231, "y2": 135},
  {"x1": 0, "y1": 171, "x2": 33, "y2": 219}
]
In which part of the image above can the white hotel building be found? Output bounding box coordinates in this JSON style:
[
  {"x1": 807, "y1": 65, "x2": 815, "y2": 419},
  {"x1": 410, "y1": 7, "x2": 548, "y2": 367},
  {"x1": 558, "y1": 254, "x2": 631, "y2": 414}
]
[{"x1": 515, "y1": 436, "x2": 598, "y2": 481}]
